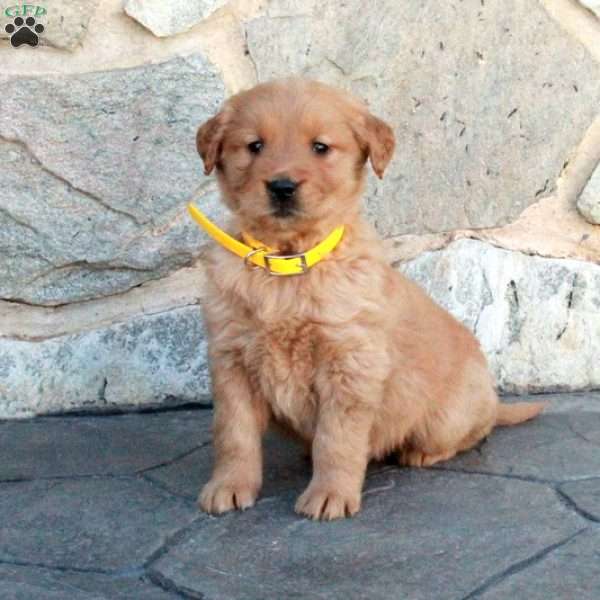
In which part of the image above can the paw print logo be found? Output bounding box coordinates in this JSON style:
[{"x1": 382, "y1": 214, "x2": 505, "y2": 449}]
[{"x1": 5, "y1": 16, "x2": 44, "y2": 48}]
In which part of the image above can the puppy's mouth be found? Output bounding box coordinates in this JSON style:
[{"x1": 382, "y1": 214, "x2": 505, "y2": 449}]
[{"x1": 270, "y1": 203, "x2": 300, "y2": 219}]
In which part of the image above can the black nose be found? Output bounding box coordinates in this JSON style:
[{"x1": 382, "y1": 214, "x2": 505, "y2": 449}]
[{"x1": 266, "y1": 178, "x2": 298, "y2": 202}]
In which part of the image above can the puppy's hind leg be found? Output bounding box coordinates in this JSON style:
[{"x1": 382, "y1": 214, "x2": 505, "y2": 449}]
[
  {"x1": 398, "y1": 373, "x2": 498, "y2": 469},
  {"x1": 398, "y1": 415, "x2": 493, "y2": 467},
  {"x1": 399, "y1": 446, "x2": 459, "y2": 468}
]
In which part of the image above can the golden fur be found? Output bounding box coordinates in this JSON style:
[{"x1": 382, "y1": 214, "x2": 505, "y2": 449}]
[{"x1": 195, "y1": 79, "x2": 544, "y2": 520}]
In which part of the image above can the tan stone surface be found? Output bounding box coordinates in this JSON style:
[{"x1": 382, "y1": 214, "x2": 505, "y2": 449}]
[
  {"x1": 0, "y1": 0, "x2": 257, "y2": 93},
  {"x1": 542, "y1": 0, "x2": 600, "y2": 63},
  {"x1": 479, "y1": 195, "x2": 600, "y2": 261},
  {"x1": 579, "y1": 0, "x2": 600, "y2": 19},
  {"x1": 388, "y1": 194, "x2": 600, "y2": 267}
]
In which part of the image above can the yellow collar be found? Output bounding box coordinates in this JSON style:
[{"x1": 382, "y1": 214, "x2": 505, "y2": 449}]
[{"x1": 187, "y1": 203, "x2": 344, "y2": 276}]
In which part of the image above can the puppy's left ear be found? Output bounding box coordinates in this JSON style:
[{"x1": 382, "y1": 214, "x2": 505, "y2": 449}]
[
  {"x1": 357, "y1": 113, "x2": 396, "y2": 179},
  {"x1": 196, "y1": 109, "x2": 229, "y2": 175}
]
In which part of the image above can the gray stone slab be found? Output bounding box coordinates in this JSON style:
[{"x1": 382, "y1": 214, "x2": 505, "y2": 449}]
[
  {"x1": 0, "y1": 306, "x2": 211, "y2": 419},
  {"x1": 476, "y1": 529, "x2": 600, "y2": 600},
  {"x1": 0, "y1": 477, "x2": 198, "y2": 571},
  {"x1": 560, "y1": 479, "x2": 600, "y2": 522},
  {"x1": 150, "y1": 470, "x2": 584, "y2": 600},
  {"x1": 124, "y1": 0, "x2": 228, "y2": 37},
  {"x1": 532, "y1": 392, "x2": 600, "y2": 414},
  {"x1": 0, "y1": 395, "x2": 597, "y2": 598},
  {"x1": 0, "y1": 53, "x2": 225, "y2": 305},
  {"x1": 0, "y1": 409, "x2": 212, "y2": 481},
  {"x1": 246, "y1": 0, "x2": 600, "y2": 236},
  {"x1": 0, "y1": 563, "x2": 176, "y2": 600},
  {"x1": 436, "y1": 394, "x2": 600, "y2": 482},
  {"x1": 577, "y1": 159, "x2": 600, "y2": 224},
  {"x1": 402, "y1": 240, "x2": 600, "y2": 392}
]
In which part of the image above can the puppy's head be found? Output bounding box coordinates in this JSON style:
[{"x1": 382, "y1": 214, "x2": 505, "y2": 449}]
[{"x1": 196, "y1": 79, "x2": 395, "y2": 236}]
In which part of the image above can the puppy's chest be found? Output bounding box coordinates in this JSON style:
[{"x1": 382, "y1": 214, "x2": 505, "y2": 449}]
[{"x1": 244, "y1": 319, "x2": 318, "y2": 433}]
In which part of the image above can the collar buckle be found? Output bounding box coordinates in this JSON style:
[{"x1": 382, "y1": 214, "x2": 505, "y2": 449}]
[
  {"x1": 264, "y1": 252, "x2": 309, "y2": 276},
  {"x1": 243, "y1": 247, "x2": 267, "y2": 271}
]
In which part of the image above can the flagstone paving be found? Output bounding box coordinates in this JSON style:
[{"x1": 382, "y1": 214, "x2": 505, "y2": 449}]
[{"x1": 1, "y1": 393, "x2": 599, "y2": 599}]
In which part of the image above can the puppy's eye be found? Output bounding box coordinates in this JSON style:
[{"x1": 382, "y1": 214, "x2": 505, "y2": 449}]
[
  {"x1": 312, "y1": 141, "x2": 330, "y2": 155},
  {"x1": 247, "y1": 140, "x2": 264, "y2": 155}
]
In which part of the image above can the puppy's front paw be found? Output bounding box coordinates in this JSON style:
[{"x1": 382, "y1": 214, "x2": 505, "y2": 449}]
[
  {"x1": 295, "y1": 482, "x2": 361, "y2": 520},
  {"x1": 198, "y1": 478, "x2": 259, "y2": 515}
]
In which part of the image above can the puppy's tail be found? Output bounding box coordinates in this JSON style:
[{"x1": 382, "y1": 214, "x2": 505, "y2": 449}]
[{"x1": 495, "y1": 402, "x2": 546, "y2": 426}]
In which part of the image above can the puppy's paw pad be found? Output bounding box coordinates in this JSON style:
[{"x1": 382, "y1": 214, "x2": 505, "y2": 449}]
[
  {"x1": 295, "y1": 484, "x2": 360, "y2": 520},
  {"x1": 198, "y1": 479, "x2": 258, "y2": 515}
]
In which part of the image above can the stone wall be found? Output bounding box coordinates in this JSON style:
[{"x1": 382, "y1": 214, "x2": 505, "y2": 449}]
[{"x1": 1, "y1": 0, "x2": 599, "y2": 418}]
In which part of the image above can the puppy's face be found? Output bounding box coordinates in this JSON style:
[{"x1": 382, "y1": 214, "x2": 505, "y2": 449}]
[{"x1": 197, "y1": 79, "x2": 395, "y2": 234}]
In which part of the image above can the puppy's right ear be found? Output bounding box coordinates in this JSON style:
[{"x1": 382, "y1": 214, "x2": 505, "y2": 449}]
[{"x1": 196, "y1": 109, "x2": 228, "y2": 175}]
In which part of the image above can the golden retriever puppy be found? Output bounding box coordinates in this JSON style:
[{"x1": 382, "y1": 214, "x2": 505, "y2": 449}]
[{"x1": 194, "y1": 79, "x2": 544, "y2": 520}]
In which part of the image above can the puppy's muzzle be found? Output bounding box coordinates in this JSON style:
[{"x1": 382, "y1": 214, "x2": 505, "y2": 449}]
[{"x1": 266, "y1": 178, "x2": 298, "y2": 217}]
